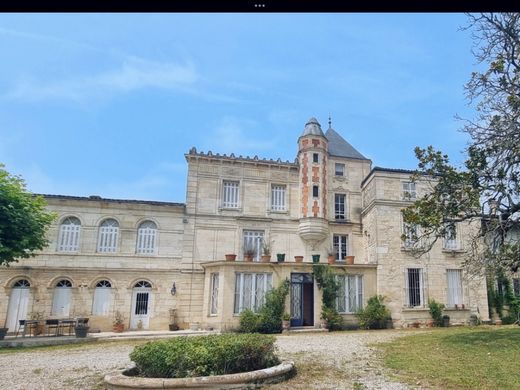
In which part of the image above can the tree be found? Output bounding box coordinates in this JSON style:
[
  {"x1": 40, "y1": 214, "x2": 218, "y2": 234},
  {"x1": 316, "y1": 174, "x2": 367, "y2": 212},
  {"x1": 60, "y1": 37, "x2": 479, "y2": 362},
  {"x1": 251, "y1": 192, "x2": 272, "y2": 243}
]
[
  {"x1": 402, "y1": 13, "x2": 520, "y2": 274},
  {"x1": 0, "y1": 164, "x2": 55, "y2": 266}
]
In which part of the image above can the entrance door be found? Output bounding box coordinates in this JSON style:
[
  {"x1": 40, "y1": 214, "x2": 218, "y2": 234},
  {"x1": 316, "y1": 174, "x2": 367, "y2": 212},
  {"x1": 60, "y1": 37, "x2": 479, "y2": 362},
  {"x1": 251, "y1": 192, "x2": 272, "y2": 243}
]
[
  {"x1": 6, "y1": 280, "x2": 31, "y2": 333},
  {"x1": 130, "y1": 281, "x2": 152, "y2": 329},
  {"x1": 290, "y1": 273, "x2": 314, "y2": 327}
]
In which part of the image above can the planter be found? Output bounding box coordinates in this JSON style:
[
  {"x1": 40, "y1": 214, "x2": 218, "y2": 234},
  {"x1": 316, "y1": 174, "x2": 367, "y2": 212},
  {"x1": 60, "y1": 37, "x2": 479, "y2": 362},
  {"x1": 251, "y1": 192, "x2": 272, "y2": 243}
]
[
  {"x1": 312, "y1": 254, "x2": 320, "y2": 264},
  {"x1": 282, "y1": 320, "x2": 290, "y2": 330},
  {"x1": 327, "y1": 255, "x2": 335, "y2": 265},
  {"x1": 225, "y1": 254, "x2": 237, "y2": 261},
  {"x1": 320, "y1": 319, "x2": 329, "y2": 330},
  {"x1": 277, "y1": 254, "x2": 285, "y2": 262},
  {"x1": 346, "y1": 256, "x2": 355, "y2": 265},
  {"x1": 469, "y1": 314, "x2": 478, "y2": 326},
  {"x1": 294, "y1": 256, "x2": 304, "y2": 263},
  {"x1": 261, "y1": 255, "x2": 271, "y2": 263},
  {"x1": 495, "y1": 319, "x2": 502, "y2": 326},
  {"x1": 0, "y1": 328, "x2": 8, "y2": 340},
  {"x1": 169, "y1": 324, "x2": 180, "y2": 331},
  {"x1": 442, "y1": 315, "x2": 450, "y2": 327},
  {"x1": 244, "y1": 255, "x2": 254, "y2": 262},
  {"x1": 113, "y1": 323, "x2": 125, "y2": 333},
  {"x1": 104, "y1": 361, "x2": 296, "y2": 389},
  {"x1": 74, "y1": 326, "x2": 89, "y2": 338}
]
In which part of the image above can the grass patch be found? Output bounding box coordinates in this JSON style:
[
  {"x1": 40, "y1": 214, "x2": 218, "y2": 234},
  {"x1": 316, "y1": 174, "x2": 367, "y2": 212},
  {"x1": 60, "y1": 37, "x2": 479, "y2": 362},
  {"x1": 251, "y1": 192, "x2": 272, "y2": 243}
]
[{"x1": 379, "y1": 326, "x2": 520, "y2": 389}]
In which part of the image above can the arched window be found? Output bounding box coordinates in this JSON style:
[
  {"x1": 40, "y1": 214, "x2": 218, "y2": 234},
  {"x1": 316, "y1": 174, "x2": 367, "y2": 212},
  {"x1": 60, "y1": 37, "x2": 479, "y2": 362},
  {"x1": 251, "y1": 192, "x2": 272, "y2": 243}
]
[
  {"x1": 136, "y1": 221, "x2": 157, "y2": 254},
  {"x1": 51, "y1": 279, "x2": 72, "y2": 317},
  {"x1": 57, "y1": 217, "x2": 81, "y2": 252},
  {"x1": 13, "y1": 279, "x2": 31, "y2": 288},
  {"x1": 97, "y1": 219, "x2": 119, "y2": 253},
  {"x1": 92, "y1": 280, "x2": 112, "y2": 315},
  {"x1": 134, "y1": 280, "x2": 152, "y2": 288}
]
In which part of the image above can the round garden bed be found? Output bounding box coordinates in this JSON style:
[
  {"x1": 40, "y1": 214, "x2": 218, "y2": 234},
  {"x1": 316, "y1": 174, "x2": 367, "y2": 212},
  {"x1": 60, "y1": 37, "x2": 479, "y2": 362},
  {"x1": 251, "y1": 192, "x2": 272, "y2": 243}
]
[{"x1": 103, "y1": 333, "x2": 295, "y2": 389}]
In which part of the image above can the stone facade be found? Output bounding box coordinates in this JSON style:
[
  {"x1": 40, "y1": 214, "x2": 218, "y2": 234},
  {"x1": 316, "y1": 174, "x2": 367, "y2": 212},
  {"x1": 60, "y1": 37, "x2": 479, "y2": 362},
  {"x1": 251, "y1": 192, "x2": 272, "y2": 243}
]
[{"x1": 0, "y1": 117, "x2": 489, "y2": 333}]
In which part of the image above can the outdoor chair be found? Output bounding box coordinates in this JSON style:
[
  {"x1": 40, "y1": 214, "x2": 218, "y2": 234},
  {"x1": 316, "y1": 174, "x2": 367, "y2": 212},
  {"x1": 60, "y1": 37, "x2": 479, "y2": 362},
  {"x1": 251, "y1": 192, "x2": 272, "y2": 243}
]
[
  {"x1": 45, "y1": 319, "x2": 60, "y2": 337},
  {"x1": 15, "y1": 319, "x2": 26, "y2": 338},
  {"x1": 58, "y1": 319, "x2": 76, "y2": 336}
]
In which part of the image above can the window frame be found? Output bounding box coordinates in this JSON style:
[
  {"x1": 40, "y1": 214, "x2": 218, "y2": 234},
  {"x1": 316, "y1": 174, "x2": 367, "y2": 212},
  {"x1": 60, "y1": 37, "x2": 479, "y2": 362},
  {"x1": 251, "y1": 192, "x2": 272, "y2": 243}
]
[
  {"x1": 136, "y1": 220, "x2": 158, "y2": 255},
  {"x1": 210, "y1": 273, "x2": 219, "y2": 315},
  {"x1": 443, "y1": 223, "x2": 459, "y2": 250},
  {"x1": 97, "y1": 218, "x2": 119, "y2": 253},
  {"x1": 402, "y1": 222, "x2": 420, "y2": 249},
  {"x1": 57, "y1": 216, "x2": 81, "y2": 252},
  {"x1": 312, "y1": 153, "x2": 319, "y2": 163},
  {"x1": 333, "y1": 234, "x2": 348, "y2": 261},
  {"x1": 233, "y1": 272, "x2": 272, "y2": 314},
  {"x1": 405, "y1": 268, "x2": 426, "y2": 308},
  {"x1": 446, "y1": 269, "x2": 463, "y2": 307},
  {"x1": 92, "y1": 280, "x2": 112, "y2": 316},
  {"x1": 222, "y1": 180, "x2": 240, "y2": 209},
  {"x1": 336, "y1": 274, "x2": 364, "y2": 314},
  {"x1": 270, "y1": 184, "x2": 287, "y2": 212},
  {"x1": 243, "y1": 230, "x2": 265, "y2": 261},
  {"x1": 312, "y1": 185, "x2": 319, "y2": 198},
  {"x1": 334, "y1": 163, "x2": 345, "y2": 177},
  {"x1": 334, "y1": 193, "x2": 346, "y2": 220},
  {"x1": 402, "y1": 181, "x2": 417, "y2": 200}
]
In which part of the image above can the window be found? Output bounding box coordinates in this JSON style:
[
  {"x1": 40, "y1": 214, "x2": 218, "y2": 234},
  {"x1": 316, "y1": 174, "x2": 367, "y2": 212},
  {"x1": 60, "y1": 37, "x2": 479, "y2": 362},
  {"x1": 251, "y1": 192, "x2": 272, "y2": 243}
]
[
  {"x1": 13, "y1": 279, "x2": 30, "y2": 288},
  {"x1": 234, "y1": 272, "x2": 272, "y2": 314},
  {"x1": 313, "y1": 153, "x2": 319, "y2": 163},
  {"x1": 243, "y1": 230, "x2": 264, "y2": 261},
  {"x1": 443, "y1": 223, "x2": 458, "y2": 250},
  {"x1": 92, "y1": 280, "x2": 112, "y2": 315},
  {"x1": 405, "y1": 268, "x2": 425, "y2": 307},
  {"x1": 57, "y1": 216, "x2": 81, "y2": 252},
  {"x1": 335, "y1": 163, "x2": 345, "y2": 176},
  {"x1": 51, "y1": 279, "x2": 72, "y2": 317},
  {"x1": 210, "y1": 273, "x2": 219, "y2": 315},
  {"x1": 313, "y1": 185, "x2": 319, "y2": 198},
  {"x1": 336, "y1": 274, "x2": 363, "y2": 313},
  {"x1": 403, "y1": 222, "x2": 419, "y2": 248},
  {"x1": 136, "y1": 221, "x2": 157, "y2": 254},
  {"x1": 334, "y1": 194, "x2": 346, "y2": 220},
  {"x1": 271, "y1": 185, "x2": 286, "y2": 211},
  {"x1": 222, "y1": 180, "x2": 240, "y2": 208},
  {"x1": 446, "y1": 269, "x2": 463, "y2": 307},
  {"x1": 97, "y1": 219, "x2": 119, "y2": 253},
  {"x1": 513, "y1": 278, "x2": 520, "y2": 296},
  {"x1": 402, "y1": 182, "x2": 416, "y2": 200},
  {"x1": 333, "y1": 235, "x2": 348, "y2": 261}
]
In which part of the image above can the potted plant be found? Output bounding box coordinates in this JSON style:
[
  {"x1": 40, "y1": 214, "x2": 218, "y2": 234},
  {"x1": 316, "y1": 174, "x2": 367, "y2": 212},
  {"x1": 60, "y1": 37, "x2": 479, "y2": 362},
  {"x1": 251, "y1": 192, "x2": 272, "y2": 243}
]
[
  {"x1": 346, "y1": 255, "x2": 355, "y2": 265},
  {"x1": 74, "y1": 317, "x2": 90, "y2": 338},
  {"x1": 294, "y1": 255, "x2": 304, "y2": 263},
  {"x1": 261, "y1": 240, "x2": 272, "y2": 263},
  {"x1": 312, "y1": 254, "x2": 321, "y2": 263},
  {"x1": 327, "y1": 247, "x2": 336, "y2": 264},
  {"x1": 243, "y1": 242, "x2": 256, "y2": 262},
  {"x1": 113, "y1": 310, "x2": 125, "y2": 333},
  {"x1": 225, "y1": 253, "x2": 237, "y2": 261},
  {"x1": 29, "y1": 311, "x2": 45, "y2": 336},
  {"x1": 276, "y1": 253, "x2": 285, "y2": 262},
  {"x1": 282, "y1": 313, "x2": 291, "y2": 330}
]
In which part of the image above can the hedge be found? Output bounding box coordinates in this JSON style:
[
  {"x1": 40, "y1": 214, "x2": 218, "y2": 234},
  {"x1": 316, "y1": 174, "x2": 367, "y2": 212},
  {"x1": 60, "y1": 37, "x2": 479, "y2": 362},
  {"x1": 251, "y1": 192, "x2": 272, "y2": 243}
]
[{"x1": 129, "y1": 333, "x2": 280, "y2": 378}]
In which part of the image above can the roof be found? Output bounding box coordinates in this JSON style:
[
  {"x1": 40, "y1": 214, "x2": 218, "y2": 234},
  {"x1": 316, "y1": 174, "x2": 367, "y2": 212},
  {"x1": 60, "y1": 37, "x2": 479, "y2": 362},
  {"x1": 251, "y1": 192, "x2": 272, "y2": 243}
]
[
  {"x1": 38, "y1": 194, "x2": 185, "y2": 208},
  {"x1": 360, "y1": 166, "x2": 417, "y2": 187},
  {"x1": 325, "y1": 127, "x2": 369, "y2": 160},
  {"x1": 301, "y1": 117, "x2": 325, "y2": 137}
]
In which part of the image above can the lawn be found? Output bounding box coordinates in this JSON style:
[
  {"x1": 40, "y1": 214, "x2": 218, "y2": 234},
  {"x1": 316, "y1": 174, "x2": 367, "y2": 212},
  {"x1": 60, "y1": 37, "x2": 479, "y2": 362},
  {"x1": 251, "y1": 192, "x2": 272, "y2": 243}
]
[{"x1": 379, "y1": 326, "x2": 520, "y2": 389}]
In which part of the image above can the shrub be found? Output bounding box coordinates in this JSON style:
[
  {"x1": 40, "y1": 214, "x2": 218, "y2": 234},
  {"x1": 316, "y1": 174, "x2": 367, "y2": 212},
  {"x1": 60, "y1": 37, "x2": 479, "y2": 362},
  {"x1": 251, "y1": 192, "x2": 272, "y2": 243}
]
[
  {"x1": 130, "y1": 333, "x2": 280, "y2": 378},
  {"x1": 238, "y1": 279, "x2": 290, "y2": 334},
  {"x1": 428, "y1": 299, "x2": 445, "y2": 326},
  {"x1": 313, "y1": 264, "x2": 345, "y2": 331},
  {"x1": 356, "y1": 295, "x2": 391, "y2": 329}
]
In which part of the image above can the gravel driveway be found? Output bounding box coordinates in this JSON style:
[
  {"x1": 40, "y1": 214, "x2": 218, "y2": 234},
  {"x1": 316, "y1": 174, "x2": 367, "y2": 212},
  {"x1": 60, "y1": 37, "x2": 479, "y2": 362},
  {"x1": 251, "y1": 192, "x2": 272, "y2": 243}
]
[{"x1": 0, "y1": 330, "x2": 412, "y2": 389}]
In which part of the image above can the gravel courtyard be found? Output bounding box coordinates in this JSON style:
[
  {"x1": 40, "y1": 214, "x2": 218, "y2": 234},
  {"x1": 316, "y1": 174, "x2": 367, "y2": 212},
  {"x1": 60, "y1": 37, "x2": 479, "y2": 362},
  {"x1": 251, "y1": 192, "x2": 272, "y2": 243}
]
[{"x1": 0, "y1": 330, "x2": 412, "y2": 390}]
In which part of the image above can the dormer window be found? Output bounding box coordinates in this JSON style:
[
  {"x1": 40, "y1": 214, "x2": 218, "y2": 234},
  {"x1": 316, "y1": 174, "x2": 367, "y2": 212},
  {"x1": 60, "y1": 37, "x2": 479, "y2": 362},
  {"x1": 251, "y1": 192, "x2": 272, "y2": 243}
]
[{"x1": 313, "y1": 153, "x2": 319, "y2": 163}]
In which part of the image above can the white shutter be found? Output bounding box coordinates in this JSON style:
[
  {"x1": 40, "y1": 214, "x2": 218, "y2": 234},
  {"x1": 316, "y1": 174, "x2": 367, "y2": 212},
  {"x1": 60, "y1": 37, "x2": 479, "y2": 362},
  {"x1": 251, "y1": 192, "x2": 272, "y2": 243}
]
[
  {"x1": 92, "y1": 287, "x2": 111, "y2": 315},
  {"x1": 52, "y1": 288, "x2": 71, "y2": 317}
]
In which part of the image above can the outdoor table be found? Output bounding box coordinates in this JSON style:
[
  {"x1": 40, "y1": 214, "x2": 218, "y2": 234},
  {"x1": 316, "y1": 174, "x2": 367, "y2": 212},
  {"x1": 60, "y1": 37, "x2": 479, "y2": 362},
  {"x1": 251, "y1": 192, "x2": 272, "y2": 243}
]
[{"x1": 58, "y1": 319, "x2": 76, "y2": 336}]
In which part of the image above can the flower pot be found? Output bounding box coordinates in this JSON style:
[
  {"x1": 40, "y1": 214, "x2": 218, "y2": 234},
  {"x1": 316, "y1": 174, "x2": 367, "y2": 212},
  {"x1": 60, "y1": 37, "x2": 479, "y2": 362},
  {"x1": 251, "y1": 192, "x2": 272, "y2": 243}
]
[
  {"x1": 244, "y1": 255, "x2": 254, "y2": 262},
  {"x1": 442, "y1": 315, "x2": 450, "y2": 327},
  {"x1": 169, "y1": 324, "x2": 179, "y2": 331},
  {"x1": 320, "y1": 319, "x2": 329, "y2": 330},
  {"x1": 312, "y1": 254, "x2": 320, "y2": 263},
  {"x1": 282, "y1": 320, "x2": 290, "y2": 330},
  {"x1": 225, "y1": 254, "x2": 237, "y2": 261},
  {"x1": 0, "y1": 328, "x2": 8, "y2": 340},
  {"x1": 261, "y1": 255, "x2": 271, "y2": 263},
  {"x1": 327, "y1": 255, "x2": 335, "y2": 265},
  {"x1": 113, "y1": 323, "x2": 124, "y2": 333},
  {"x1": 346, "y1": 256, "x2": 355, "y2": 265},
  {"x1": 294, "y1": 256, "x2": 304, "y2": 263},
  {"x1": 74, "y1": 326, "x2": 89, "y2": 338},
  {"x1": 277, "y1": 254, "x2": 285, "y2": 262}
]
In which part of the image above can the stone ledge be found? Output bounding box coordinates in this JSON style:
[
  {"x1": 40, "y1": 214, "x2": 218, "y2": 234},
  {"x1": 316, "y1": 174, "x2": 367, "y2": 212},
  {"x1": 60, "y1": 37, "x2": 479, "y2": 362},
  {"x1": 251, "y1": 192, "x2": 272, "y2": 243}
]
[{"x1": 104, "y1": 361, "x2": 295, "y2": 389}]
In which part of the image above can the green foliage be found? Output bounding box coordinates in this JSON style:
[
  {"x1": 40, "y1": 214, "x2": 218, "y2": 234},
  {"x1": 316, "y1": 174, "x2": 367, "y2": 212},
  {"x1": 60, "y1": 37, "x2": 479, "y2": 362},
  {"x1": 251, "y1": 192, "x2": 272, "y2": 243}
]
[
  {"x1": 312, "y1": 264, "x2": 344, "y2": 331},
  {"x1": 0, "y1": 164, "x2": 56, "y2": 266},
  {"x1": 356, "y1": 295, "x2": 391, "y2": 330},
  {"x1": 238, "y1": 279, "x2": 290, "y2": 334},
  {"x1": 488, "y1": 269, "x2": 520, "y2": 323},
  {"x1": 428, "y1": 299, "x2": 445, "y2": 326},
  {"x1": 130, "y1": 333, "x2": 280, "y2": 378}
]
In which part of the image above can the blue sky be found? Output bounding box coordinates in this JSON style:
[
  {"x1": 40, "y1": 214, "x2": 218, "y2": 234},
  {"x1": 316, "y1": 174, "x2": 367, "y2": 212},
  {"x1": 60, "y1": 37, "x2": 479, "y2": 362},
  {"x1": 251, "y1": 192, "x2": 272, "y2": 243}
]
[{"x1": 0, "y1": 13, "x2": 478, "y2": 202}]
